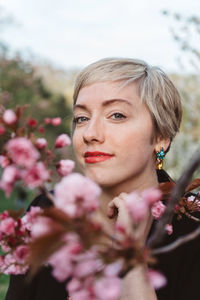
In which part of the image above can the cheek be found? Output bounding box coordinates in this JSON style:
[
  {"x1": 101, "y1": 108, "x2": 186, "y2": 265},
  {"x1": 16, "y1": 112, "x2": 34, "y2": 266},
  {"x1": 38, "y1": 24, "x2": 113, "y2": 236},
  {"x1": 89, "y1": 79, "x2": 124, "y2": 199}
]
[{"x1": 72, "y1": 131, "x2": 82, "y2": 157}]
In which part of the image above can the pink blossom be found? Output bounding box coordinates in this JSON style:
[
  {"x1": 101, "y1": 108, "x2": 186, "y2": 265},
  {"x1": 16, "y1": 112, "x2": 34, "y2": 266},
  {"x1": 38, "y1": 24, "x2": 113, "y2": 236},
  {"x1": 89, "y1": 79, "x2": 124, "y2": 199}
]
[
  {"x1": 3, "y1": 109, "x2": 17, "y2": 125},
  {"x1": 0, "y1": 217, "x2": 15, "y2": 235},
  {"x1": 0, "y1": 240, "x2": 11, "y2": 252},
  {"x1": 104, "y1": 260, "x2": 123, "y2": 277},
  {"x1": 54, "y1": 173, "x2": 101, "y2": 217},
  {"x1": 6, "y1": 137, "x2": 40, "y2": 168},
  {"x1": 44, "y1": 118, "x2": 51, "y2": 124},
  {"x1": 67, "y1": 278, "x2": 82, "y2": 293},
  {"x1": 36, "y1": 138, "x2": 47, "y2": 149},
  {"x1": 55, "y1": 134, "x2": 71, "y2": 148},
  {"x1": 147, "y1": 269, "x2": 167, "y2": 290},
  {"x1": 0, "y1": 165, "x2": 20, "y2": 196},
  {"x1": 14, "y1": 245, "x2": 29, "y2": 264},
  {"x1": 27, "y1": 119, "x2": 37, "y2": 127},
  {"x1": 94, "y1": 276, "x2": 122, "y2": 300},
  {"x1": 0, "y1": 125, "x2": 6, "y2": 135},
  {"x1": 52, "y1": 117, "x2": 62, "y2": 126},
  {"x1": 56, "y1": 159, "x2": 75, "y2": 176},
  {"x1": 187, "y1": 195, "x2": 195, "y2": 202},
  {"x1": 31, "y1": 216, "x2": 54, "y2": 238},
  {"x1": 125, "y1": 192, "x2": 148, "y2": 222},
  {"x1": 73, "y1": 258, "x2": 102, "y2": 278},
  {"x1": 165, "y1": 224, "x2": 173, "y2": 235},
  {"x1": 142, "y1": 188, "x2": 162, "y2": 206},
  {"x1": 22, "y1": 162, "x2": 49, "y2": 188},
  {"x1": 49, "y1": 247, "x2": 74, "y2": 282},
  {"x1": 0, "y1": 155, "x2": 10, "y2": 168},
  {"x1": 70, "y1": 289, "x2": 91, "y2": 300},
  {"x1": 0, "y1": 255, "x2": 4, "y2": 267},
  {"x1": 151, "y1": 201, "x2": 166, "y2": 220},
  {"x1": 21, "y1": 206, "x2": 43, "y2": 231}
]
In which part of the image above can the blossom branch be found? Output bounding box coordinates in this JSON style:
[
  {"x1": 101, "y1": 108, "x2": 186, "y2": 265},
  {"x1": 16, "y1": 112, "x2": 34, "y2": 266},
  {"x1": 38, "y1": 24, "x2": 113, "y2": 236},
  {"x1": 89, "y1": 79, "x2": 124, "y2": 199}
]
[
  {"x1": 151, "y1": 225, "x2": 200, "y2": 255},
  {"x1": 184, "y1": 212, "x2": 200, "y2": 222},
  {"x1": 148, "y1": 151, "x2": 200, "y2": 248}
]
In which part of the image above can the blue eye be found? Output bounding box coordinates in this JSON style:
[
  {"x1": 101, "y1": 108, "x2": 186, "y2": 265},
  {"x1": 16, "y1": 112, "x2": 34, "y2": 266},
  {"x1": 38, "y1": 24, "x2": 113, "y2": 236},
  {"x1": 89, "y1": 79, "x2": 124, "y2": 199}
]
[
  {"x1": 73, "y1": 116, "x2": 89, "y2": 124},
  {"x1": 111, "y1": 113, "x2": 126, "y2": 120}
]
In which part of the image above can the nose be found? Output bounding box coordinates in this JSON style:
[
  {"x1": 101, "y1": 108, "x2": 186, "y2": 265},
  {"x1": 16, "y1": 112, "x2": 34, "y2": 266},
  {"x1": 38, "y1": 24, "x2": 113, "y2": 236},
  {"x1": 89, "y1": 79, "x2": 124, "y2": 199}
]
[{"x1": 83, "y1": 116, "x2": 105, "y2": 144}]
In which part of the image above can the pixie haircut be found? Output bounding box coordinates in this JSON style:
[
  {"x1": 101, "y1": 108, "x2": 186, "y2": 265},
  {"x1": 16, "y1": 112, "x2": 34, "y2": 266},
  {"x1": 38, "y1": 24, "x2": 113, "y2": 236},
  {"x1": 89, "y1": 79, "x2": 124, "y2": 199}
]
[{"x1": 73, "y1": 57, "x2": 182, "y2": 143}]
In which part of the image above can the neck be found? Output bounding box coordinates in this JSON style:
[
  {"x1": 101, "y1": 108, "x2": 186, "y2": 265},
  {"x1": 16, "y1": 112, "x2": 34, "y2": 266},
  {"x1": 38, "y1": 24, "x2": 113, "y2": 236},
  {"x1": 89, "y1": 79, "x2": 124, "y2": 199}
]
[{"x1": 99, "y1": 168, "x2": 159, "y2": 216}]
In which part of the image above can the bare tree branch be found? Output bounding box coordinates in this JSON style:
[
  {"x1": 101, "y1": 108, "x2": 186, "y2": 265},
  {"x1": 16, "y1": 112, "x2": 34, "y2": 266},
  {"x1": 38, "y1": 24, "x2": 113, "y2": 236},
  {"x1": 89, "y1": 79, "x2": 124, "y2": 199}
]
[
  {"x1": 152, "y1": 225, "x2": 200, "y2": 255},
  {"x1": 148, "y1": 151, "x2": 200, "y2": 248}
]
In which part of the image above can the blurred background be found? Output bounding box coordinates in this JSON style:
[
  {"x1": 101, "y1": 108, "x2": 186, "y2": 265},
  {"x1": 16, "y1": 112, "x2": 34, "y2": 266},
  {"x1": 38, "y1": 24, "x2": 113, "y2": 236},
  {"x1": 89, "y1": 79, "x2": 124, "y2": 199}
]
[{"x1": 0, "y1": 0, "x2": 200, "y2": 296}]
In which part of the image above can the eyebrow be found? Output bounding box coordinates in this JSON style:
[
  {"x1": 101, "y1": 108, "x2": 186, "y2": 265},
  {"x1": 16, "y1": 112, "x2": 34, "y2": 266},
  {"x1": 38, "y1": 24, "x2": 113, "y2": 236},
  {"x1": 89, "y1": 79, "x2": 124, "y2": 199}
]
[{"x1": 73, "y1": 98, "x2": 132, "y2": 111}]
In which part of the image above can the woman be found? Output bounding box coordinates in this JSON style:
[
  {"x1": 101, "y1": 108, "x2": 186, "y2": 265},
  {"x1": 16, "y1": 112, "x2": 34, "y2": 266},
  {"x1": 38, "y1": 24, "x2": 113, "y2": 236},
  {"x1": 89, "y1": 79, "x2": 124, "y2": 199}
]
[{"x1": 6, "y1": 58, "x2": 200, "y2": 299}]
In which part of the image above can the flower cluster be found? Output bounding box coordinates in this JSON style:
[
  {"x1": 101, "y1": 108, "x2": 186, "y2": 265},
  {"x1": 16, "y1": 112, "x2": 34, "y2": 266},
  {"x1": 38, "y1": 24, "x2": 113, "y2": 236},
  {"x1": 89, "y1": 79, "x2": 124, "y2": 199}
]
[
  {"x1": 0, "y1": 207, "x2": 42, "y2": 274},
  {"x1": 0, "y1": 107, "x2": 75, "y2": 196}
]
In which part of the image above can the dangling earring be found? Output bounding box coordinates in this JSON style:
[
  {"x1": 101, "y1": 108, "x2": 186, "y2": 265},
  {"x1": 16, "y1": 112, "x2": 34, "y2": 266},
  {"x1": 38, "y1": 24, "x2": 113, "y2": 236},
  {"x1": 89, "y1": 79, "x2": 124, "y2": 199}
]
[{"x1": 156, "y1": 147, "x2": 165, "y2": 170}]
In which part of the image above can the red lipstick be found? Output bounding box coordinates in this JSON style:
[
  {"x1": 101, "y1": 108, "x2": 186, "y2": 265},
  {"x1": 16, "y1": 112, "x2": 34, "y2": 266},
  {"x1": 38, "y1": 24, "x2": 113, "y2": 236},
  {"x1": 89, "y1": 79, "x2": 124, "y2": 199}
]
[{"x1": 84, "y1": 151, "x2": 114, "y2": 164}]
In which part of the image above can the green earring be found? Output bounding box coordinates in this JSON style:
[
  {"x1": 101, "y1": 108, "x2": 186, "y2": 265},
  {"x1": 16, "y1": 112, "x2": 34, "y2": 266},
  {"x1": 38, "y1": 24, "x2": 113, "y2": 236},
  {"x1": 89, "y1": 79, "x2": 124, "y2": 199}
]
[{"x1": 156, "y1": 147, "x2": 165, "y2": 170}]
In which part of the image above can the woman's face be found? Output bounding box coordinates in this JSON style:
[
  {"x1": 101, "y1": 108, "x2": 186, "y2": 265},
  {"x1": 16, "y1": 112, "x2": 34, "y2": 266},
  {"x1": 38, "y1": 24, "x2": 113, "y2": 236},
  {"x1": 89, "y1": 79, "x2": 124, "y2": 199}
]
[{"x1": 72, "y1": 81, "x2": 162, "y2": 191}]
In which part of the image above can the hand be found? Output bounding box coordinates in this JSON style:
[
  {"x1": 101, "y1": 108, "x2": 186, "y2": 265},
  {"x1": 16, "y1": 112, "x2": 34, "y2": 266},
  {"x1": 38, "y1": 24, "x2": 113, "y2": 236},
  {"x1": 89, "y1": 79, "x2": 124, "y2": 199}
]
[{"x1": 107, "y1": 192, "x2": 152, "y2": 245}]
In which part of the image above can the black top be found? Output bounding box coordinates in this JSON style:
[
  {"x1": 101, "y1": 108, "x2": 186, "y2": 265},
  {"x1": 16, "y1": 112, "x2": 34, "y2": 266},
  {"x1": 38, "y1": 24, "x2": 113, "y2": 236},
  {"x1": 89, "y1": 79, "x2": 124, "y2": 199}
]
[{"x1": 5, "y1": 170, "x2": 200, "y2": 300}]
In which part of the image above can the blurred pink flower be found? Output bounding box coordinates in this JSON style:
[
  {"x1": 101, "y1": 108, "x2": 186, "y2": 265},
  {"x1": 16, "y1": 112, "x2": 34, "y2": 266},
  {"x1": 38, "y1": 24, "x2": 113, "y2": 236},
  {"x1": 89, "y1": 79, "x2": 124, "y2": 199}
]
[
  {"x1": 36, "y1": 138, "x2": 47, "y2": 149},
  {"x1": 73, "y1": 258, "x2": 102, "y2": 278},
  {"x1": 52, "y1": 117, "x2": 62, "y2": 126},
  {"x1": 0, "y1": 217, "x2": 15, "y2": 235},
  {"x1": 147, "y1": 269, "x2": 167, "y2": 290},
  {"x1": 55, "y1": 134, "x2": 71, "y2": 148},
  {"x1": 67, "y1": 278, "x2": 82, "y2": 294},
  {"x1": 21, "y1": 206, "x2": 43, "y2": 231},
  {"x1": 56, "y1": 159, "x2": 75, "y2": 176},
  {"x1": 6, "y1": 137, "x2": 40, "y2": 168},
  {"x1": 70, "y1": 289, "x2": 91, "y2": 300},
  {"x1": 22, "y1": 162, "x2": 49, "y2": 188},
  {"x1": 49, "y1": 246, "x2": 74, "y2": 282},
  {"x1": 0, "y1": 165, "x2": 20, "y2": 196},
  {"x1": 94, "y1": 276, "x2": 122, "y2": 300},
  {"x1": 44, "y1": 118, "x2": 51, "y2": 124},
  {"x1": 31, "y1": 216, "x2": 54, "y2": 238},
  {"x1": 27, "y1": 119, "x2": 37, "y2": 127},
  {"x1": 125, "y1": 192, "x2": 148, "y2": 222},
  {"x1": 3, "y1": 109, "x2": 17, "y2": 125},
  {"x1": 0, "y1": 155, "x2": 10, "y2": 168},
  {"x1": 151, "y1": 201, "x2": 166, "y2": 220},
  {"x1": 54, "y1": 173, "x2": 101, "y2": 217},
  {"x1": 142, "y1": 188, "x2": 162, "y2": 206},
  {"x1": 0, "y1": 125, "x2": 6, "y2": 135},
  {"x1": 104, "y1": 260, "x2": 123, "y2": 277},
  {"x1": 14, "y1": 245, "x2": 29, "y2": 264},
  {"x1": 165, "y1": 224, "x2": 173, "y2": 235}
]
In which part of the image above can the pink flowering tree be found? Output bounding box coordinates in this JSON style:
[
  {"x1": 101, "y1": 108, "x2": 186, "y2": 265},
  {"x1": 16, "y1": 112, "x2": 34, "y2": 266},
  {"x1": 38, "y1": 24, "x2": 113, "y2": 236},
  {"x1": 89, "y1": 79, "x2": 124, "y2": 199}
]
[{"x1": 0, "y1": 104, "x2": 200, "y2": 299}]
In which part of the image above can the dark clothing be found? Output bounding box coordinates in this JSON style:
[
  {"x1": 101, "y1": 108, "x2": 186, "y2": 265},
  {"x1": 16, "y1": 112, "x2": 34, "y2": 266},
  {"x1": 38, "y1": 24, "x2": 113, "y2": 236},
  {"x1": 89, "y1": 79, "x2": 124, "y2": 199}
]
[{"x1": 5, "y1": 170, "x2": 200, "y2": 300}]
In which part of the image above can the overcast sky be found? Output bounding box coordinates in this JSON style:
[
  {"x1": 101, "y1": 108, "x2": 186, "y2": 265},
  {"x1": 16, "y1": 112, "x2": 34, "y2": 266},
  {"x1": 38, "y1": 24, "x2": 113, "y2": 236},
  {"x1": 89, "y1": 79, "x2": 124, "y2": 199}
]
[{"x1": 0, "y1": 0, "x2": 199, "y2": 72}]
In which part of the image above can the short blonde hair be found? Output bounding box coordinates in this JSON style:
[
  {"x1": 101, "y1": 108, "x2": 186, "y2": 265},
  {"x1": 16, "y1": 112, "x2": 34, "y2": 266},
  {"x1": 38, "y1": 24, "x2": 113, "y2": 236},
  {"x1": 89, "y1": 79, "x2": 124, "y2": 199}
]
[{"x1": 73, "y1": 57, "x2": 182, "y2": 142}]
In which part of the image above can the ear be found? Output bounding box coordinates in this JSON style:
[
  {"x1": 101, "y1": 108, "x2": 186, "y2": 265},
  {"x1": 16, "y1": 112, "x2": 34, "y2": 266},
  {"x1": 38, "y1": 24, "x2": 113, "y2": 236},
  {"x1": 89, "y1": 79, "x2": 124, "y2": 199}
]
[{"x1": 154, "y1": 137, "x2": 171, "y2": 153}]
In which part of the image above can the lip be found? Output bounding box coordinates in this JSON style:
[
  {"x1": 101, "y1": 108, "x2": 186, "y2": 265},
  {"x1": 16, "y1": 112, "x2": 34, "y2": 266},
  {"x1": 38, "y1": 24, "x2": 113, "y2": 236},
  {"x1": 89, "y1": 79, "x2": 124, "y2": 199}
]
[{"x1": 84, "y1": 151, "x2": 114, "y2": 164}]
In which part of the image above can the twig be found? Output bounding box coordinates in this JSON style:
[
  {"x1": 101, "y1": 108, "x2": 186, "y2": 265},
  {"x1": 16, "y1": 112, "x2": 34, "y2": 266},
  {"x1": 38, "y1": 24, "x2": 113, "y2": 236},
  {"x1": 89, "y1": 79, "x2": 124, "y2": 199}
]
[
  {"x1": 184, "y1": 212, "x2": 200, "y2": 222},
  {"x1": 148, "y1": 151, "x2": 200, "y2": 248},
  {"x1": 152, "y1": 225, "x2": 200, "y2": 255}
]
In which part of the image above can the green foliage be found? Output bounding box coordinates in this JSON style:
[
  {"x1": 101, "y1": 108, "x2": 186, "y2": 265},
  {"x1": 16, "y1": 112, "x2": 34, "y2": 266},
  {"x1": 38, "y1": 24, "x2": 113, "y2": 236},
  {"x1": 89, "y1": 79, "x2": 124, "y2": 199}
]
[
  {"x1": 0, "y1": 274, "x2": 9, "y2": 300},
  {"x1": 0, "y1": 46, "x2": 73, "y2": 147}
]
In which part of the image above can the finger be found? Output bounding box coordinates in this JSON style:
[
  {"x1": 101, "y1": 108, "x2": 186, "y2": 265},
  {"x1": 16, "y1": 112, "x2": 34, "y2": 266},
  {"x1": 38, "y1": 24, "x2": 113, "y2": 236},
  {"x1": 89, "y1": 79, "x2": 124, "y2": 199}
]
[
  {"x1": 107, "y1": 198, "x2": 120, "y2": 218},
  {"x1": 107, "y1": 205, "x2": 118, "y2": 218}
]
